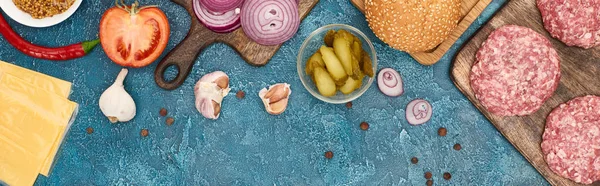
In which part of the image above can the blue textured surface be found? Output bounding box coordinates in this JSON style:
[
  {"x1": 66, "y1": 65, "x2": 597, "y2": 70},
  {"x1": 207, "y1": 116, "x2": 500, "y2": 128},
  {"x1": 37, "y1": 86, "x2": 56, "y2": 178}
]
[{"x1": 0, "y1": 0, "x2": 550, "y2": 185}]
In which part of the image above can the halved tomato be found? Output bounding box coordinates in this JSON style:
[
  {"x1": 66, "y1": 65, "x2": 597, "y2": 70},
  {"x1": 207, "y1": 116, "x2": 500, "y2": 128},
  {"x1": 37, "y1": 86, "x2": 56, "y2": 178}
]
[{"x1": 99, "y1": 5, "x2": 170, "y2": 68}]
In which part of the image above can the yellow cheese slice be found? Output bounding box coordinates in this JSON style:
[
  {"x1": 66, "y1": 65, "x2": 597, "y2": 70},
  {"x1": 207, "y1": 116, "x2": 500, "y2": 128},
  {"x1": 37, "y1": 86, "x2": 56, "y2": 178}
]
[
  {"x1": 0, "y1": 91, "x2": 60, "y2": 186},
  {"x1": 0, "y1": 61, "x2": 74, "y2": 176},
  {"x1": 0, "y1": 61, "x2": 72, "y2": 98},
  {"x1": 0, "y1": 72, "x2": 77, "y2": 184},
  {"x1": 0, "y1": 137, "x2": 44, "y2": 186}
]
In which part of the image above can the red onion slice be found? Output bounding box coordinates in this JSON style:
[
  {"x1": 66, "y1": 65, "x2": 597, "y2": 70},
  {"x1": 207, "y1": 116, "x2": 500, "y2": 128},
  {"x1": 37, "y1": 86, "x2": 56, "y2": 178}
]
[
  {"x1": 377, "y1": 68, "x2": 404, "y2": 97},
  {"x1": 200, "y1": 0, "x2": 244, "y2": 13},
  {"x1": 241, "y1": 0, "x2": 300, "y2": 45},
  {"x1": 406, "y1": 99, "x2": 432, "y2": 126},
  {"x1": 193, "y1": 0, "x2": 241, "y2": 33}
]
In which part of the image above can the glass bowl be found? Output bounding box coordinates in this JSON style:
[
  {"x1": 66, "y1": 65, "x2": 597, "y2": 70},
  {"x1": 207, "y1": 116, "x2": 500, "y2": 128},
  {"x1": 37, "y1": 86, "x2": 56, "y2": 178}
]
[{"x1": 297, "y1": 24, "x2": 377, "y2": 104}]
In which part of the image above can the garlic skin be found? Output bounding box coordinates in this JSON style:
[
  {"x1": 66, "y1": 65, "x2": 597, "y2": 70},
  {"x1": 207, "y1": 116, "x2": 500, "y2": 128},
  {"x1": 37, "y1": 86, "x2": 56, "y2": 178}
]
[
  {"x1": 99, "y1": 68, "x2": 136, "y2": 123},
  {"x1": 194, "y1": 71, "x2": 230, "y2": 119},
  {"x1": 259, "y1": 83, "x2": 291, "y2": 115}
]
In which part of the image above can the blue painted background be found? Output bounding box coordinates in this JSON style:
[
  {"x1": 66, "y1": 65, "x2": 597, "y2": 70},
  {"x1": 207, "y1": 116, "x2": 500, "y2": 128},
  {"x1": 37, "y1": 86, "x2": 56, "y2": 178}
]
[{"x1": 0, "y1": 0, "x2": 549, "y2": 185}]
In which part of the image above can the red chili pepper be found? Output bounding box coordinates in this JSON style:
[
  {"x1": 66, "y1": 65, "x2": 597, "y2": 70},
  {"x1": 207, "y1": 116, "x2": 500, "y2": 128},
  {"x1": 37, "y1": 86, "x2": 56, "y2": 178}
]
[{"x1": 0, "y1": 13, "x2": 99, "y2": 61}]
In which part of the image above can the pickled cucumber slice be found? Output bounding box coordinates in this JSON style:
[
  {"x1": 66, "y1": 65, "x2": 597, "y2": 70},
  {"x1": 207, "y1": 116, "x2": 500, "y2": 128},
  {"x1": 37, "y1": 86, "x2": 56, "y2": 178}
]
[
  {"x1": 319, "y1": 45, "x2": 347, "y2": 82},
  {"x1": 305, "y1": 51, "x2": 325, "y2": 75},
  {"x1": 351, "y1": 41, "x2": 362, "y2": 60},
  {"x1": 313, "y1": 67, "x2": 337, "y2": 97},
  {"x1": 350, "y1": 55, "x2": 362, "y2": 79},
  {"x1": 333, "y1": 34, "x2": 354, "y2": 76},
  {"x1": 339, "y1": 77, "x2": 359, "y2": 95},
  {"x1": 324, "y1": 30, "x2": 336, "y2": 47},
  {"x1": 361, "y1": 50, "x2": 374, "y2": 77},
  {"x1": 354, "y1": 70, "x2": 365, "y2": 90}
]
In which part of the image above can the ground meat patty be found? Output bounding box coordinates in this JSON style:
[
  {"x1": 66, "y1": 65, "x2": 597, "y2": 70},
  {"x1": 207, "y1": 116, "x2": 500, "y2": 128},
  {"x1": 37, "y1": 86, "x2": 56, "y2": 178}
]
[
  {"x1": 542, "y1": 95, "x2": 600, "y2": 184},
  {"x1": 537, "y1": 0, "x2": 600, "y2": 48},
  {"x1": 470, "y1": 25, "x2": 560, "y2": 116}
]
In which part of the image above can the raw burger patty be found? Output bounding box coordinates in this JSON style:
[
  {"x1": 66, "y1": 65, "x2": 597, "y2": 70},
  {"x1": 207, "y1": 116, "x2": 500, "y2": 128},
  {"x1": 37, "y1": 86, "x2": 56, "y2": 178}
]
[
  {"x1": 470, "y1": 25, "x2": 560, "y2": 116},
  {"x1": 537, "y1": 0, "x2": 600, "y2": 48},
  {"x1": 542, "y1": 95, "x2": 600, "y2": 184}
]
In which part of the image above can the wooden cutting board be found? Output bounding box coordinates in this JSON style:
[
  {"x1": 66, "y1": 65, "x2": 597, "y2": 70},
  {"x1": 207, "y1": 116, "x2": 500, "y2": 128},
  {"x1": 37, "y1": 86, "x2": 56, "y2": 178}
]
[
  {"x1": 452, "y1": 0, "x2": 600, "y2": 185},
  {"x1": 350, "y1": 0, "x2": 493, "y2": 66},
  {"x1": 154, "y1": 0, "x2": 319, "y2": 90}
]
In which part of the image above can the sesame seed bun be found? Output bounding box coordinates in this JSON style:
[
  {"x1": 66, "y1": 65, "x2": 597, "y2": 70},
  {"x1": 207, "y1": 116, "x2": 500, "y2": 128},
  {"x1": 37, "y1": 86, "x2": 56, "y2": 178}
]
[{"x1": 365, "y1": 0, "x2": 461, "y2": 53}]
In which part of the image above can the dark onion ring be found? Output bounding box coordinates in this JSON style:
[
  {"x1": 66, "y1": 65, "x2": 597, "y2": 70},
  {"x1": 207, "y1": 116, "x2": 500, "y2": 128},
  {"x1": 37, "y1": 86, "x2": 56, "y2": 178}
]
[
  {"x1": 199, "y1": 0, "x2": 244, "y2": 13},
  {"x1": 193, "y1": 0, "x2": 241, "y2": 33}
]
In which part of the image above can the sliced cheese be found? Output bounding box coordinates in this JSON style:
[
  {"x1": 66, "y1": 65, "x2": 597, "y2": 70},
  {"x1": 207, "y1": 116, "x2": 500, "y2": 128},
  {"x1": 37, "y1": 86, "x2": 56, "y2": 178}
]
[
  {"x1": 0, "y1": 61, "x2": 75, "y2": 176},
  {"x1": 0, "y1": 137, "x2": 44, "y2": 186},
  {"x1": 0, "y1": 72, "x2": 77, "y2": 184},
  {"x1": 0, "y1": 61, "x2": 72, "y2": 98}
]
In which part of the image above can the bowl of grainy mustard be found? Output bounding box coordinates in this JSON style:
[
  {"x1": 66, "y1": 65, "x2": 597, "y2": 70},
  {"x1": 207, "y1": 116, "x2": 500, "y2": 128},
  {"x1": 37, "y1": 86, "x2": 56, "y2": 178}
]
[{"x1": 0, "y1": 0, "x2": 82, "y2": 28}]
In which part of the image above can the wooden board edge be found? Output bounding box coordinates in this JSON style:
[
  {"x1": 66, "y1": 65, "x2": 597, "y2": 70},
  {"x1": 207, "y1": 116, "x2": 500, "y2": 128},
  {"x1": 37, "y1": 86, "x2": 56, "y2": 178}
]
[
  {"x1": 411, "y1": 0, "x2": 492, "y2": 66},
  {"x1": 448, "y1": 2, "x2": 568, "y2": 185},
  {"x1": 449, "y1": 0, "x2": 505, "y2": 84},
  {"x1": 228, "y1": 0, "x2": 320, "y2": 67},
  {"x1": 451, "y1": 73, "x2": 570, "y2": 186},
  {"x1": 240, "y1": 0, "x2": 320, "y2": 67},
  {"x1": 350, "y1": 0, "x2": 364, "y2": 12},
  {"x1": 349, "y1": 0, "x2": 493, "y2": 66},
  {"x1": 451, "y1": 72, "x2": 566, "y2": 186}
]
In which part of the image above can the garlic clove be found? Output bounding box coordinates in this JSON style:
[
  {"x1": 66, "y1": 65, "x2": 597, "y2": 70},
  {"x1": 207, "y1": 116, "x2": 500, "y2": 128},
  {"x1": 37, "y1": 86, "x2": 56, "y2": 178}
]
[
  {"x1": 199, "y1": 71, "x2": 228, "y2": 83},
  {"x1": 99, "y1": 68, "x2": 136, "y2": 123},
  {"x1": 263, "y1": 84, "x2": 289, "y2": 104},
  {"x1": 214, "y1": 76, "x2": 229, "y2": 89},
  {"x1": 197, "y1": 71, "x2": 231, "y2": 97},
  {"x1": 263, "y1": 84, "x2": 281, "y2": 99},
  {"x1": 267, "y1": 98, "x2": 289, "y2": 115},
  {"x1": 195, "y1": 71, "x2": 230, "y2": 120},
  {"x1": 259, "y1": 83, "x2": 291, "y2": 115}
]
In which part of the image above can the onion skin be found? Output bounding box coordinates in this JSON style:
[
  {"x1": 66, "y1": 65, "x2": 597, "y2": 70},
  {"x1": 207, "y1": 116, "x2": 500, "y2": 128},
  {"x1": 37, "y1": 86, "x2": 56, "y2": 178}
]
[
  {"x1": 377, "y1": 68, "x2": 404, "y2": 97},
  {"x1": 199, "y1": 0, "x2": 243, "y2": 13},
  {"x1": 241, "y1": 0, "x2": 300, "y2": 45}
]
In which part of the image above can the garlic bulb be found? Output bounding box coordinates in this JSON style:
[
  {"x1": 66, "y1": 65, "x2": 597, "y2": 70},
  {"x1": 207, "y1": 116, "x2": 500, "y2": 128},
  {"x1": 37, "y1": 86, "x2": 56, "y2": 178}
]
[
  {"x1": 194, "y1": 71, "x2": 230, "y2": 119},
  {"x1": 99, "y1": 68, "x2": 136, "y2": 123},
  {"x1": 259, "y1": 83, "x2": 291, "y2": 115}
]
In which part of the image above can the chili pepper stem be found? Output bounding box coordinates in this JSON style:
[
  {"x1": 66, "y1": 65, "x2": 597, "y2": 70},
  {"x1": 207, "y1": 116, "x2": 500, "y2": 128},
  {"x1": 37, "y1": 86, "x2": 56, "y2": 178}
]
[{"x1": 82, "y1": 39, "x2": 100, "y2": 54}]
